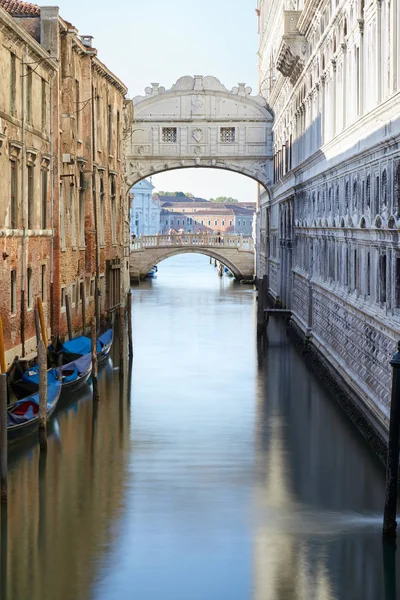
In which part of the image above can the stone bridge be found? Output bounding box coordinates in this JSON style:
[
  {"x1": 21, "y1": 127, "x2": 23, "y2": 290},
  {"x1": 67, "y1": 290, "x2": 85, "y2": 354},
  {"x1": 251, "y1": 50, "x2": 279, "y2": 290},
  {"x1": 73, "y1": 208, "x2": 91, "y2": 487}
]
[{"x1": 130, "y1": 234, "x2": 255, "y2": 281}]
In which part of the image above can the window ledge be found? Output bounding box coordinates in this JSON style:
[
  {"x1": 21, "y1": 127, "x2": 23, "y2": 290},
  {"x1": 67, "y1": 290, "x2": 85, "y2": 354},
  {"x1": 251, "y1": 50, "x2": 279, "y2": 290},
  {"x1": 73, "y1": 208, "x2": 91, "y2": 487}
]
[{"x1": 79, "y1": 246, "x2": 86, "y2": 251}]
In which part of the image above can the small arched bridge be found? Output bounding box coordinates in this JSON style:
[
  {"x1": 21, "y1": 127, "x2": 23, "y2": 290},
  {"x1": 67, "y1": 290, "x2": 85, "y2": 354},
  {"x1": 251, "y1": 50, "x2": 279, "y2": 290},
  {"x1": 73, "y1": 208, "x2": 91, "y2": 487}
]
[{"x1": 130, "y1": 234, "x2": 255, "y2": 281}]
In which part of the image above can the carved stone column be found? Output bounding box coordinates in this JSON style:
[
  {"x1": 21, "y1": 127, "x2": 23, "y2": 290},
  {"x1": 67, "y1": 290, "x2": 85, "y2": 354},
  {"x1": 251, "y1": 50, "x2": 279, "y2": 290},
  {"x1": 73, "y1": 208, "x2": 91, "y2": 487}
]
[
  {"x1": 341, "y1": 43, "x2": 347, "y2": 128},
  {"x1": 321, "y1": 75, "x2": 326, "y2": 145},
  {"x1": 376, "y1": 0, "x2": 382, "y2": 104},
  {"x1": 331, "y1": 59, "x2": 337, "y2": 137}
]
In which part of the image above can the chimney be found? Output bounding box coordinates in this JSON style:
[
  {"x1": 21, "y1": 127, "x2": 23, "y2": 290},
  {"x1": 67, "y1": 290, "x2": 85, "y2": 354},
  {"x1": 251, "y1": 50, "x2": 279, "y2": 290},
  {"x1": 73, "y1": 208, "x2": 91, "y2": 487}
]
[
  {"x1": 40, "y1": 7, "x2": 60, "y2": 57},
  {"x1": 80, "y1": 35, "x2": 94, "y2": 48}
]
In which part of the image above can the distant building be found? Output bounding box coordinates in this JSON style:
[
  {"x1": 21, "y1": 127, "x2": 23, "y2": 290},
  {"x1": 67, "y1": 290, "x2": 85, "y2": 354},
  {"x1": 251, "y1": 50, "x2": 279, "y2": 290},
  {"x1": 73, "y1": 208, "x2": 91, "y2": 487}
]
[
  {"x1": 130, "y1": 179, "x2": 160, "y2": 237},
  {"x1": 158, "y1": 195, "x2": 255, "y2": 235}
]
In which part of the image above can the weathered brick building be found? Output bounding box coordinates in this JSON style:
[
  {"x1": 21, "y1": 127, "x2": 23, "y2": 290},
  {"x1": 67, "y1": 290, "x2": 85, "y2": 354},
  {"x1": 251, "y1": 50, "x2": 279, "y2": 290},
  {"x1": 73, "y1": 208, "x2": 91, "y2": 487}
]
[
  {"x1": 0, "y1": 3, "x2": 57, "y2": 363},
  {"x1": 0, "y1": 0, "x2": 131, "y2": 365}
]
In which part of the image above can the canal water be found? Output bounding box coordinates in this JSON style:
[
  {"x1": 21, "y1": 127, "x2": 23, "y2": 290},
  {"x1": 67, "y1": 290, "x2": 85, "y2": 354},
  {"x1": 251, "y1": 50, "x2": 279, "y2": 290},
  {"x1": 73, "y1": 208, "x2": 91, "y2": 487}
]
[{"x1": 1, "y1": 253, "x2": 399, "y2": 600}]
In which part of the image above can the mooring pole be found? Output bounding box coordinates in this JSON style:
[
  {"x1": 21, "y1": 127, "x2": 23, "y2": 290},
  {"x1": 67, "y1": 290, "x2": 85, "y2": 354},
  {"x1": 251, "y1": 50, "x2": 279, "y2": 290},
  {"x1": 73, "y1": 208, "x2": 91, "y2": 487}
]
[
  {"x1": 34, "y1": 308, "x2": 41, "y2": 346},
  {"x1": 65, "y1": 293, "x2": 72, "y2": 341},
  {"x1": 119, "y1": 306, "x2": 125, "y2": 375},
  {"x1": 383, "y1": 341, "x2": 400, "y2": 539},
  {"x1": 81, "y1": 282, "x2": 86, "y2": 337},
  {"x1": 257, "y1": 275, "x2": 268, "y2": 335},
  {"x1": 127, "y1": 292, "x2": 133, "y2": 360},
  {"x1": 0, "y1": 374, "x2": 7, "y2": 504},
  {"x1": 91, "y1": 318, "x2": 99, "y2": 402},
  {"x1": 38, "y1": 339, "x2": 48, "y2": 452}
]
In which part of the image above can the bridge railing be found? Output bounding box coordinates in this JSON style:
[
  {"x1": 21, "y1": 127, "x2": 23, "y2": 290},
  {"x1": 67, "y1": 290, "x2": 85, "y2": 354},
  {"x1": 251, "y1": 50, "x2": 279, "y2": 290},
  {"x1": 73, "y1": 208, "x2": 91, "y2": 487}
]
[{"x1": 131, "y1": 234, "x2": 254, "y2": 251}]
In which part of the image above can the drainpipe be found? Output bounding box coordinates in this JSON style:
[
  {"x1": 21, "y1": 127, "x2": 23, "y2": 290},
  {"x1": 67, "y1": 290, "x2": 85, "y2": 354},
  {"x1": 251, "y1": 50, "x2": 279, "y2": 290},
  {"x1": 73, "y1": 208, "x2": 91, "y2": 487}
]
[
  {"x1": 20, "y1": 48, "x2": 27, "y2": 357},
  {"x1": 49, "y1": 71, "x2": 56, "y2": 336}
]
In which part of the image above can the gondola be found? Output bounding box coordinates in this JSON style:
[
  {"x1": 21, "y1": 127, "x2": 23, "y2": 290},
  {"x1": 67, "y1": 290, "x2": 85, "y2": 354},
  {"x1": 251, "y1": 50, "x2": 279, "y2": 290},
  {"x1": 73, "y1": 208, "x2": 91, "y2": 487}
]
[
  {"x1": 7, "y1": 352, "x2": 92, "y2": 398},
  {"x1": 145, "y1": 265, "x2": 158, "y2": 279},
  {"x1": 7, "y1": 379, "x2": 62, "y2": 444},
  {"x1": 48, "y1": 327, "x2": 113, "y2": 366}
]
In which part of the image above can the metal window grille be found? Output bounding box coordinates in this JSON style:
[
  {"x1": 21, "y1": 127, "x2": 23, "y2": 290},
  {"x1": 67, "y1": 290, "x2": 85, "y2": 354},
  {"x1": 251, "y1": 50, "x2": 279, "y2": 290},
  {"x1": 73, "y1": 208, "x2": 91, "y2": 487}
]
[
  {"x1": 220, "y1": 127, "x2": 235, "y2": 143},
  {"x1": 162, "y1": 127, "x2": 177, "y2": 143}
]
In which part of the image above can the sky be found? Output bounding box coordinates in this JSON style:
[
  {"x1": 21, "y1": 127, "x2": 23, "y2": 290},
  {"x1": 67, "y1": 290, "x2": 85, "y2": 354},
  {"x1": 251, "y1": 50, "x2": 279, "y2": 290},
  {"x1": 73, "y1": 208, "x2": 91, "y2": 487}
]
[{"x1": 55, "y1": 0, "x2": 259, "y2": 201}]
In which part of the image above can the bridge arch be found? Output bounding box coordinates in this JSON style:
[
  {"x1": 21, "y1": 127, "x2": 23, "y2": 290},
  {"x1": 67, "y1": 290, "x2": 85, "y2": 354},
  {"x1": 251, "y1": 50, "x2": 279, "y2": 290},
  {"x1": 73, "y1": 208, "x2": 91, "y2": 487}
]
[
  {"x1": 125, "y1": 75, "x2": 274, "y2": 193},
  {"x1": 140, "y1": 248, "x2": 246, "y2": 280},
  {"x1": 130, "y1": 234, "x2": 255, "y2": 281}
]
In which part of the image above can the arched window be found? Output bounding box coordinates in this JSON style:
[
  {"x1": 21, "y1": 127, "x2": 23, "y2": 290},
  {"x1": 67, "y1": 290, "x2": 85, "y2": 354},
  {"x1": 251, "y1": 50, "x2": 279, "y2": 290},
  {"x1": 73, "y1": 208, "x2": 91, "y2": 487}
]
[
  {"x1": 381, "y1": 169, "x2": 387, "y2": 206},
  {"x1": 353, "y1": 179, "x2": 358, "y2": 209},
  {"x1": 336, "y1": 185, "x2": 340, "y2": 212},
  {"x1": 328, "y1": 187, "x2": 333, "y2": 211},
  {"x1": 396, "y1": 164, "x2": 400, "y2": 216},
  {"x1": 366, "y1": 174, "x2": 371, "y2": 208},
  {"x1": 345, "y1": 180, "x2": 349, "y2": 209}
]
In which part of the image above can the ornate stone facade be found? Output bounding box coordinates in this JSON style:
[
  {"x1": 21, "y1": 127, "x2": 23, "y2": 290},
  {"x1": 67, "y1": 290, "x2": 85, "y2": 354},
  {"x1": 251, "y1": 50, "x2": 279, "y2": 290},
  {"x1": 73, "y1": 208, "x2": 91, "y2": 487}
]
[
  {"x1": 256, "y1": 0, "x2": 400, "y2": 434},
  {"x1": 125, "y1": 75, "x2": 274, "y2": 191}
]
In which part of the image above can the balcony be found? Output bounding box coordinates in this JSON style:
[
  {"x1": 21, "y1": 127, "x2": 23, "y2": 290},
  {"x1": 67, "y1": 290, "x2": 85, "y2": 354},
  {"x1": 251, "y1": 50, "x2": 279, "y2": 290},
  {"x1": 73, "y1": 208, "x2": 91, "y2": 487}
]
[{"x1": 276, "y1": 11, "x2": 307, "y2": 85}]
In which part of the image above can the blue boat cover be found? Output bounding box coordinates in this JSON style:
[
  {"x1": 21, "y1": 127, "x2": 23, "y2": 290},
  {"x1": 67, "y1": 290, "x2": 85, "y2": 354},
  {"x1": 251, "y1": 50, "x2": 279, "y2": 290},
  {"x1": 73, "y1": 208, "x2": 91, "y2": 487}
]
[
  {"x1": 21, "y1": 366, "x2": 59, "y2": 386},
  {"x1": 7, "y1": 380, "x2": 61, "y2": 426},
  {"x1": 62, "y1": 336, "x2": 101, "y2": 355},
  {"x1": 98, "y1": 328, "x2": 113, "y2": 347},
  {"x1": 61, "y1": 353, "x2": 92, "y2": 382}
]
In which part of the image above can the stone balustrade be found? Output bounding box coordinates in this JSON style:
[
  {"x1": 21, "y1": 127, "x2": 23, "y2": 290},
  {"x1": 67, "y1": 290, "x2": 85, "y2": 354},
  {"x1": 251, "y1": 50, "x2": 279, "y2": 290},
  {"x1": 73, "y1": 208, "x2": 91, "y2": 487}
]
[{"x1": 131, "y1": 234, "x2": 254, "y2": 252}]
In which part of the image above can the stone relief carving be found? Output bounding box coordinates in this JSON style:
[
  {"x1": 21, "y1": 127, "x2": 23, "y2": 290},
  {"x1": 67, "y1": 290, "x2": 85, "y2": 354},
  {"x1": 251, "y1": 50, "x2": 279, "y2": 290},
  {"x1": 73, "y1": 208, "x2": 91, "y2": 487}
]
[
  {"x1": 133, "y1": 75, "x2": 269, "y2": 109},
  {"x1": 192, "y1": 129, "x2": 203, "y2": 143},
  {"x1": 191, "y1": 95, "x2": 204, "y2": 114}
]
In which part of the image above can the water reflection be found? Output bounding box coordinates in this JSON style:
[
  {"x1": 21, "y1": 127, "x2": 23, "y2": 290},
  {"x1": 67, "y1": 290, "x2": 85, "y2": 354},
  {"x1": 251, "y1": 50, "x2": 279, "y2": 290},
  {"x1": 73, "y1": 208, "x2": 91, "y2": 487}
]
[
  {"x1": 1, "y1": 351, "x2": 131, "y2": 600},
  {"x1": 1, "y1": 254, "x2": 399, "y2": 600}
]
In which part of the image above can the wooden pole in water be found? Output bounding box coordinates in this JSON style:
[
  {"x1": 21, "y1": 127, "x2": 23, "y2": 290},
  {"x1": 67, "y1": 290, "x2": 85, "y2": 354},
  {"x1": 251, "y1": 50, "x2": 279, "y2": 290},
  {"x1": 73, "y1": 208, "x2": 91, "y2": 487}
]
[
  {"x1": 38, "y1": 339, "x2": 47, "y2": 452},
  {"x1": 127, "y1": 292, "x2": 133, "y2": 360},
  {"x1": 0, "y1": 374, "x2": 7, "y2": 504},
  {"x1": 119, "y1": 306, "x2": 125, "y2": 374},
  {"x1": 91, "y1": 318, "x2": 99, "y2": 402},
  {"x1": 81, "y1": 282, "x2": 86, "y2": 337},
  {"x1": 65, "y1": 293, "x2": 72, "y2": 341},
  {"x1": 383, "y1": 341, "x2": 400, "y2": 539},
  {"x1": 37, "y1": 297, "x2": 48, "y2": 349},
  {"x1": 34, "y1": 308, "x2": 41, "y2": 345},
  {"x1": 0, "y1": 318, "x2": 6, "y2": 374}
]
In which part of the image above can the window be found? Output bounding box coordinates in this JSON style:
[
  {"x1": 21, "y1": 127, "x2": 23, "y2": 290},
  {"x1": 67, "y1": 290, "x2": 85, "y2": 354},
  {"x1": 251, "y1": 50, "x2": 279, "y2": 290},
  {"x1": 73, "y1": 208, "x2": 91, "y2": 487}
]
[
  {"x1": 10, "y1": 160, "x2": 18, "y2": 228},
  {"x1": 214, "y1": 220, "x2": 218, "y2": 226},
  {"x1": 367, "y1": 252, "x2": 371, "y2": 297},
  {"x1": 117, "y1": 111, "x2": 121, "y2": 159},
  {"x1": 366, "y1": 174, "x2": 371, "y2": 208},
  {"x1": 238, "y1": 220, "x2": 241, "y2": 226},
  {"x1": 79, "y1": 171, "x2": 85, "y2": 246},
  {"x1": 41, "y1": 264, "x2": 46, "y2": 301},
  {"x1": 107, "y1": 104, "x2": 112, "y2": 154},
  {"x1": 61, "y1": 286, "x2": 66, "y2": 308},
  {"x1": 229, "y1": 220, "x2": 232, "y2": 226},
  {"x1": 379, "y1": 254, "x2": 387, "y2": 304},
  {"x1": 10, "y1": 52, "x2": 16, "y2": 116},
  {"x1": 90, "y1": 278, "x2": 95, "y2": 298},
  {"x1": 41, "y1": 169, "x2": 48, "y2": 229},
  {"x1": 182, "y1": 219, "x2": 185, "y2": 226},
  {"x1": 26, "y1": 66, "x2": 32, "y2": 125},
  {"x1": 11, "y1": 270, "x2": 16, "y2": 313},
  {"x1": 27, "y1": 268, "x2": 33, "y2": 309},
  {"x1": 60, "y1": 182, "x2": 65, "y2": 248},
  {"x1": 222, "y1": 220, "x2": 225, "y2": 226},
  {"x1": 99, "y1": 175, "x2": 105, "y2": 246},
  {"x1": 70, "y1": 183, "x2": 76, "y2": 248},
  {"x1": 162, "y1": 127, "x2": 177, "y2": 143},
  {"x1": 110, "y1": 176, "x2": 116, "y2": 244},
  {"x1": 220, "y1": 127, "x2": 235, "y2": 143},
  {"x1": 243, "y1": 220, "x2": 246, "y2": 226},
  {"x1": 41, "y1": 78, "x2": 46, "y2": 132},
  {"x1": 177, "y1": 219, "x2": 180, "y2": 225},
  {"x1": 75, "y1": 79, "x2": 80, "y2": 136},
  {"x1": 375, "y1": 176, "x2": 380, "y2": 215},
  {"x1": 208, "y1": 220, "x2": 211, "y2": 226},
  {"x1": 27, "y1": 165, "x2": 34, "y2": 229},
  {"x1": 96, "y1": 94, "x2": 101, "y2": 150}
]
